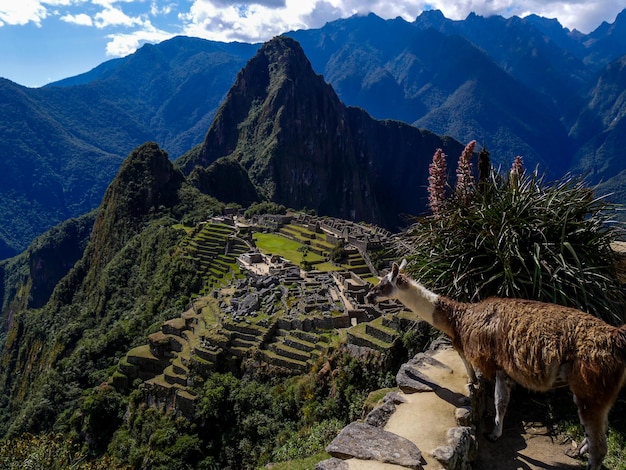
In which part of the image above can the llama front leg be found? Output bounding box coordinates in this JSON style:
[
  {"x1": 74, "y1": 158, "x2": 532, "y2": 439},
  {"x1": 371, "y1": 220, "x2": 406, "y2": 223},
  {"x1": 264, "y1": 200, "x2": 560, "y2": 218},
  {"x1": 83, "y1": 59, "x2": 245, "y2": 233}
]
[
  {"x1": 458, "y1": 351, "x2": 477, "y2": 384},
  {"x1": 488, "y1": 370, "x2": 512, "y2": 441}
]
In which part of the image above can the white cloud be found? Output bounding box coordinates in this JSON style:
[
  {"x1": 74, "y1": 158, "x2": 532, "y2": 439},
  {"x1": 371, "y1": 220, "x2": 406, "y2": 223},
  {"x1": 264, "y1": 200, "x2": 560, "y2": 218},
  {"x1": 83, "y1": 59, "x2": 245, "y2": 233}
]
[
  {"x1": 0, "y1": 0, "x2": 49, "y2": 26},
  {"x1": 105, "y1": 23, "x2": 173, "y2": 56},
  {"x1": 61, "y1": 12, "x2": 93, "y2": 25},
  {"x1": 94, "y1": 4, "x2": 142, "y2": 28},
  {"x1": 151, "y1": 2, "x2": 173, "y2": 16},
  {"x1": 179, "y1": 0, "x2": 343, "y2": 42},
  {"x1": 210, "y1": 0, "x2": 287, "y2": 6}
]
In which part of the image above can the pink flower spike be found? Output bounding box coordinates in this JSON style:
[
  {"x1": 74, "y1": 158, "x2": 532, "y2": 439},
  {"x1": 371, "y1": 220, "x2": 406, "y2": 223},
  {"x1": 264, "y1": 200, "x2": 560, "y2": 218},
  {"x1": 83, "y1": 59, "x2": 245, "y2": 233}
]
[
  {"x1": 428, "y1": 148, "x2": 447, "y2": 216},
  {"x1": 511, "y1": 155, "x2": 524, "y2": 177},
  {"x1": 455, "y1": 140, "x2": 476, "y2": 204}
]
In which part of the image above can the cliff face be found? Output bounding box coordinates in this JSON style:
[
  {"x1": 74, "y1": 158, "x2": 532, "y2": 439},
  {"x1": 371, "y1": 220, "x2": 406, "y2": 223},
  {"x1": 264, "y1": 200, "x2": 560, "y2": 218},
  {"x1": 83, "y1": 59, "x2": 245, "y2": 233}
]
[
  {"x1": 188, "y1": 156, "x2": 261, "y2": 207},
  {"x1": 179, "y1": 36, "x2": 464, "y2": 229}
]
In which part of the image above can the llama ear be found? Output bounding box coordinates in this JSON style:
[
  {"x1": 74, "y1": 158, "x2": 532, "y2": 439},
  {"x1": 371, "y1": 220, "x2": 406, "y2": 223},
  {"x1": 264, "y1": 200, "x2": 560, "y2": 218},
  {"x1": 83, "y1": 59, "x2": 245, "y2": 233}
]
[
  {"x1": 399, "y1": 259, "x2": 407, "y2": 272},
  {"x1": 391, "y1": 262, "x2": 400, "y2": 280}
]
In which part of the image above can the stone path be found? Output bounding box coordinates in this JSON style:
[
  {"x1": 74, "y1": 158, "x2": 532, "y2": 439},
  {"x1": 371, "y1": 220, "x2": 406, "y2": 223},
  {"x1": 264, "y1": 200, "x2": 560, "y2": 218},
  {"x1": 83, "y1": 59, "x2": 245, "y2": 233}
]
[
  {"x1": 320, "y1": 342, "x2": 474, "y2": 469},
  {"x1": 320, "y1": 341, "x2": 584, "y2": 470}
]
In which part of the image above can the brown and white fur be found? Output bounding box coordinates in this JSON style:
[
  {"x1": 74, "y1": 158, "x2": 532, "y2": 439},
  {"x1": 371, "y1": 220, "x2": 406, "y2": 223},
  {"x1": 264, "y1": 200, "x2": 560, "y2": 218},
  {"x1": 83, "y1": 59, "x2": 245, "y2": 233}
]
[{"x1": 366, "y1": 260, "x2": 626, "y2": 470}]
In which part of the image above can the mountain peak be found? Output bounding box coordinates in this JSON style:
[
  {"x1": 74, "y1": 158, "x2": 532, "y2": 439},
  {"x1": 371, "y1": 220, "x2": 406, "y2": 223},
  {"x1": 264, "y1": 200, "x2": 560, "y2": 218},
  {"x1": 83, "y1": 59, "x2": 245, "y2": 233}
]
[
  {"x1": 89, "y1": 142, "x2": 184, "y2": 269},
  {"x1": 257, "y1": 35, "x2": 315, "y2": 81},
  {"x1": 414, "y1": 9, "x2": 448, "y2": 28},
  {"x1": 608, "y1": 8, "x2": 626, "y2": 34},
  {"x1": 178, "y1": 35, "x2": 333, "y2": 174},
  {"x1": 177, "y1": 35, "x2": 464, "y2": 228},
  {"x1": 523, "y1": 13, "x2": 566, "y2": 32}
]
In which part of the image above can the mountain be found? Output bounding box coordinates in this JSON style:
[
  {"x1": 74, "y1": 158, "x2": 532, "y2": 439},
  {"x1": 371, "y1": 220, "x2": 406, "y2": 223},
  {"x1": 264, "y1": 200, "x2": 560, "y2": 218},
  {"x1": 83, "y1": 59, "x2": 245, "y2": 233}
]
[
  {"x1": 0, "y1": 78, "x2": 121, "y2": 258},
  {"x1": 178, "y1": 36, "x2": 465, "y2": 229},
  {"x1": 287, "y1": 12, "x2": 578, "y2": 172},
  {"x1": 0, "y1": 38, "x2": 257, "y2": 256},
  {"x1": 4, "y1": 9, "x2": 626, "y2": 256},
  {"x1": 569, "y1": 56, "x2": 626, "y2": 181},
  {"x1": 583, "y1": 9, "x2": 626, "y2": 68},
  {"x1": 0, "y1": 142, "x2": 222, "y2": 437}
]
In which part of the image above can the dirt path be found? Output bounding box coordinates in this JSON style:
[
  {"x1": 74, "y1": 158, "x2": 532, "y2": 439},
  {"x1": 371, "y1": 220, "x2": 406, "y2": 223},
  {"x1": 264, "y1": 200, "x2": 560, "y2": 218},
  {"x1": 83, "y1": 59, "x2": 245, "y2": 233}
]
[{"x1": 384, "y1": 349, "x2": 469, "y2": 468}]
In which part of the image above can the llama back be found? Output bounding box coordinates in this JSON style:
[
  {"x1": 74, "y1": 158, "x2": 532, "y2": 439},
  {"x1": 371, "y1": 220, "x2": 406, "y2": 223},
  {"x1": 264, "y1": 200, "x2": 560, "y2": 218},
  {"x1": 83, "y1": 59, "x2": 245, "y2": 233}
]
[{"x1": 439, "y1": 296, "x2": 622, "y2": 391}]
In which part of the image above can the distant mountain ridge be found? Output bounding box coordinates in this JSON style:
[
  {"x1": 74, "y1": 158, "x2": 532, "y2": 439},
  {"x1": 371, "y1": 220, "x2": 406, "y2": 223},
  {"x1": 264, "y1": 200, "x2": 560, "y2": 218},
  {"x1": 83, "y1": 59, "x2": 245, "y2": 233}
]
[
  {"x1": 3, "y1": 9, "x2": 626, "y2": 255},
  {"x1": 0, "y1": 38, "x2": 257, "y2": 257}
]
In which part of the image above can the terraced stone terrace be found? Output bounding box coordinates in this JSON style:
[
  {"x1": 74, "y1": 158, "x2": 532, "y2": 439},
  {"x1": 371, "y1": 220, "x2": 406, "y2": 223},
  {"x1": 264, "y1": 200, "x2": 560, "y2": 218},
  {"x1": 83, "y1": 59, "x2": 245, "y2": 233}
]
[
  {"x1": 181, "y1": 221, "x2": 249, "y2": 292},
  {"x1": 111, "y1": 214, "x2": 412, "y2": 417}
]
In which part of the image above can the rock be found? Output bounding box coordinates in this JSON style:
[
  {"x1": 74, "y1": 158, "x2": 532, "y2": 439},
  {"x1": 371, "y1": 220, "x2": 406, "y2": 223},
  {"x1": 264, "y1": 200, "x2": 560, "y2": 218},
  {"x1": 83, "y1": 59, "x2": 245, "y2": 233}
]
[
  {"x1": 396, "y1": 351, "x2": 456, "y2": 393},
  {"x1": 383, "y1": 391, "x2": 407, "y2": 405},
  {"x1": 396, "y1": 362, "x2": 438, "y2": 393},
  {"x1": 408, "y1": 352, "x2": 453, "y2": 373},
  {"x1": 326, "y1": 422, "x2": 423, "y2": 469},
  {"x1": 455, "y1": 406, "x2": 472, "y2": 426},
  {"x1": 315, "y1": 458, "x2": 349, "y2": 470},
  {"x1": 429, "y1": 336, "x2": 454, "y2": 351},
  {"x1": 432, "y1": 426, "x2": 476, "y2": 470},
  {"x1": 365, "y1": 401, "x2": 396, "y2": 428},
  {"x1": 431, "y1": 445, "x2": 456, "y2": 467}
]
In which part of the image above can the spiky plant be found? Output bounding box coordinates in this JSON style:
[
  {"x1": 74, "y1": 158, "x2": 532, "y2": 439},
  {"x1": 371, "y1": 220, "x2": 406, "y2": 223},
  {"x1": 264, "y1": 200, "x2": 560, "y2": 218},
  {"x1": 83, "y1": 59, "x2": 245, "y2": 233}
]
[{"x1": 404, "y1": 160, "x2": 625, "y2": 325}]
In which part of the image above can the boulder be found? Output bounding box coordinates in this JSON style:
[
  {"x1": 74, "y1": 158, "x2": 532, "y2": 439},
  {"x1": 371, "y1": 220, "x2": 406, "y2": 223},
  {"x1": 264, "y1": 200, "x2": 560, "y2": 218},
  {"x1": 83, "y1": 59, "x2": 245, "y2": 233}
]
[
  {"x1": 432, "y1": 426, "x2": 476, "y2": 470},
  {"x1": 365, "y1": 401, "x2": 396, "y2": 428},
  {"x1": 396, "y1": 362, "x2": 437, "y2": 393},
  {"x1": 326, "y1": 422, "x2": 423, "y2": 469}
]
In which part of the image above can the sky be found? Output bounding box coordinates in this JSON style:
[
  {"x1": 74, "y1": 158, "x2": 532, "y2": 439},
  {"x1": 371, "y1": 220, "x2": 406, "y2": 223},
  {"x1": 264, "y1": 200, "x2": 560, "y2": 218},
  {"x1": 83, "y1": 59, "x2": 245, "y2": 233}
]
[{"x1": 1, "y1": 1, "x2": 626, "y2": 88}]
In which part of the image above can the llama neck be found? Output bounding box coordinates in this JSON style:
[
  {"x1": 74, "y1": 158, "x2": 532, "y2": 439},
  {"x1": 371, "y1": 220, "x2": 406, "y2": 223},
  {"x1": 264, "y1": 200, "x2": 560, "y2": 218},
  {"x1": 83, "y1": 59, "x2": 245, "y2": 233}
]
[{"x1": 396, "y1": 278, "x2": 439, "y2": 327}]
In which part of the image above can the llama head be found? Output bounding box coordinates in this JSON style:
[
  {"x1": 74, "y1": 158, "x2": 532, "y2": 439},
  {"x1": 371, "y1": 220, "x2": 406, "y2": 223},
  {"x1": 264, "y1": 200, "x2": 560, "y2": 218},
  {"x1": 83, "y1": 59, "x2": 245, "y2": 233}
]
[{"x1": 366, "y1": 259, "x2": 407, "y2": 303}]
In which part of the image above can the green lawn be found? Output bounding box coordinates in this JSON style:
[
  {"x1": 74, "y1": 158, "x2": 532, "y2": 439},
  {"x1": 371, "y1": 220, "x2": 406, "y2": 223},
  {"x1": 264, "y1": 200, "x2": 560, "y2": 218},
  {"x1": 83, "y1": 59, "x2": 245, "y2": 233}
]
[
  {"x1": 309, "y1": 261, "x2": 343, "y2": 272},
  {"x1": 253, "y1": 232, "x2": 325, "y2": 265}
]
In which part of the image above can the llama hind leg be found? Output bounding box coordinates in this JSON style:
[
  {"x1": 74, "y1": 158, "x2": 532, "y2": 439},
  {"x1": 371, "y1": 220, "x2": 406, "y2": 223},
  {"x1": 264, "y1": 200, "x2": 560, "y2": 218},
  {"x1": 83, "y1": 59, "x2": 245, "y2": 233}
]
[
  {"x1": 574, "y1": 395, "x2": 609, "y2": 470},
  {"x1": 488, "y1": 370, "x2": 512, "y2": 441}
]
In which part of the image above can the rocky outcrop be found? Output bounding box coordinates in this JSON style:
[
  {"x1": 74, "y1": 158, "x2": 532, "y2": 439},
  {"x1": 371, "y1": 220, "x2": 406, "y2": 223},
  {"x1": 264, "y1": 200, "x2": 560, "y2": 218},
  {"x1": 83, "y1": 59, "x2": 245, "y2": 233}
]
[
  {"x1": 326, "y1": 422, "x2": 423, "y2": 469},
  {"x1": 319, "y1": 340, "x2": 480, "y2": 470}
]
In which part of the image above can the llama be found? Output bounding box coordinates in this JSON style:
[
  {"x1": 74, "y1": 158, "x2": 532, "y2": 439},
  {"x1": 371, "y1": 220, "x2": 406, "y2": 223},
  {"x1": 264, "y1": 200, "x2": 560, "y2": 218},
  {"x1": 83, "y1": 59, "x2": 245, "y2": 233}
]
[{"x1": 366, "y1": 259, "x2": 626, "y2": 470}]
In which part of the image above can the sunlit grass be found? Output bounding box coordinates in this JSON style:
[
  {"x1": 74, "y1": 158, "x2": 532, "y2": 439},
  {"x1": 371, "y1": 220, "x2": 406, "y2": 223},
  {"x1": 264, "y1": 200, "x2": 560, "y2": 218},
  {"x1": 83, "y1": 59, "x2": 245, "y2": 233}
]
[
  {"x1": 253, "y1": 232, "x2": 325, "y2": 265},
  {"x1": 260, "y1": 451, "x2": 330, "y2": 470}
]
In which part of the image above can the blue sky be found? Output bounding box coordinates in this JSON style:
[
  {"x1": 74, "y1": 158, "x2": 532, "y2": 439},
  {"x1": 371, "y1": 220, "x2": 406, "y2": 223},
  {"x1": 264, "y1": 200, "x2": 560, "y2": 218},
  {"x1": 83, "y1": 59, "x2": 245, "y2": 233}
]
[{"x1": 1, "y1": 0, "x2": 626, "y2": 88}]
